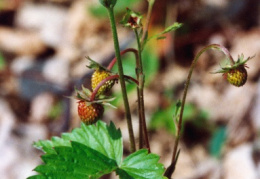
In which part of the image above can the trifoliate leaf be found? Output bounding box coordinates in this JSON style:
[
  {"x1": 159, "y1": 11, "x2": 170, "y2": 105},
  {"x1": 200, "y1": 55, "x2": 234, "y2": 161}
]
[
  {"x1": 116, "y1": 149, "x2": 166, "y2": 179},
  {"x1": 34, "y1": 121, "x2": 122, "y2": 164},
  {"x1": 31, "y1": 121, "x2": 166, "y2": 179}
]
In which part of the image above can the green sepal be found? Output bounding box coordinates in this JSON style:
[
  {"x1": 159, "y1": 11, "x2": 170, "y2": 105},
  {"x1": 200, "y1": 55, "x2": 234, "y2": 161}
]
[
  {"x1": 74, "y1": 85, "x2": 92, "y2": 101},
  {"x1": 74, "y1": 85, "x2": 116, "y2": 107},
  {"x1": 211, "y1": 54, "x2": 254, "y2": 74},
  {"x1": 86, "y1": 56, "x2": 110, "y2": 72},
  {"x1": 120, "y1": 8, "x2": 143, "y2": 29}
]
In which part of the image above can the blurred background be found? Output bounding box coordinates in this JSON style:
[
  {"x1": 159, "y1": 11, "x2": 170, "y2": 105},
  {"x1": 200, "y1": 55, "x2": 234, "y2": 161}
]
[{"x1": 0, "y1": 0, "x2": 260, "y2": 178}]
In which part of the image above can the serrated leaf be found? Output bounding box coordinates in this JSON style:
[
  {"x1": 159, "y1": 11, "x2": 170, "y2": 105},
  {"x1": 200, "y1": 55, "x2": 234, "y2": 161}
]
[
  {"x1": 34, "y1": 121, "x2": 122, "y2": 165},
  {"x1": 29, "y1": 142, "x2": 117, "y2": 179},
  {"x1": 116, "y1": 149, "x2": 166, "y2": 179},
  {"x1": 31, "y1": 121, "x2": 166, "y2": 178}
]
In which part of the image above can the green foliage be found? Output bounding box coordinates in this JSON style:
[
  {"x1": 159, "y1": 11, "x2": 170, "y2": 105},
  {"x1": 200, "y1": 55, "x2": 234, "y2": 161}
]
[
  {"x1": 209, "y1": 126, "x2": 227, "y2": 157},
  {"x1": 89, "y1": 0, "x2": 141, "y2": 18},
  {"x1": 142, "y1": 22, "x2": 182, "y2": 49},
  {"x1": 29, "y1": 121, "x2": 165, "y2": 179},
  {"x1": 34, "y1": 121, "x2": 122, "y2": 163},
  {"x1": 150, "y1": 103, "x2": 209, "y2": 135},
  {"x1": 29, "y1": 142, "x2": 117, "y2": 179},
  {"x1": 116, "y1": 149, "x2": 166, "y2": 179}
]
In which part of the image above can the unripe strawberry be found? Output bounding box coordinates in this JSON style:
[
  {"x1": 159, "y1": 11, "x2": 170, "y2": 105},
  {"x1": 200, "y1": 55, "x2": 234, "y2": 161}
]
[
  {"x1": 86, "y1": 57, "x2": 115, "y2": 96},
  {"x1": 78, "y1": 101, "x2": 104, "y2": 125},
  {"x1": 214, "y1": 54, "x2": 253, "y2": 87},
  {"x1": 91, "y1": 69, "x2": 115, "y2": 96},
  {"x1": 225, "y1": 66, "x2": 247, "y2": 87}
]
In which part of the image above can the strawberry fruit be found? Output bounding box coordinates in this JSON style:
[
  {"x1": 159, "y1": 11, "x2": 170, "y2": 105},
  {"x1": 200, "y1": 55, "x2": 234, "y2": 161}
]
[
  {"x1": 214, "y1": 54, "x2": 253, "y2": 87},
  {"x1": 91, "y1": 69, "x2": 115, "y2": 96},
  {"x1": 78, "y1": 101, "x2": 104, "y2": 124},
  {"x1": 74, "y1": 86, "x2": 115, "y2": 125},
  {"x1": 87, "y1": 57, "x2": 115, "y2": 96},
  {"x1": 225, "y1": 66, "x2": 247, "y2": 87}
]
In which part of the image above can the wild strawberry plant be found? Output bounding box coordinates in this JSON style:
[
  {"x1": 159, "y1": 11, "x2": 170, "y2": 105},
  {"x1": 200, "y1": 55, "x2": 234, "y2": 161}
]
[{"x1": 28, "y1": 0, "x2": 253, "y2": 178}]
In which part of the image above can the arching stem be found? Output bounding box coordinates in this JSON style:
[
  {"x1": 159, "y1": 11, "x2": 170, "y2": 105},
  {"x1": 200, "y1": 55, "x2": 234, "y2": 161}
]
[
  {"x1": 164, "y1": 44, "x2": 235, "y2": 178},
  {"x1": 107, "y1": 48, "x2": 138, "y2": 70}
]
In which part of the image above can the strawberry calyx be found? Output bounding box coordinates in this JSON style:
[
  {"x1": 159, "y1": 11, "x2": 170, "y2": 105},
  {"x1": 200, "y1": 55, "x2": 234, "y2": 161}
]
[
  {"x1": 86, "y1": 56, "x2": 112, "y2": 73},
  {"x1": 212, "y1": 54, "x2": 254, "y2": 87},
  {"x1": 75, "y1": 85, "x2": 116, "y2": 108},
  {"x1": 212, "y1": 54, "x2": 253, "y2": 74}
]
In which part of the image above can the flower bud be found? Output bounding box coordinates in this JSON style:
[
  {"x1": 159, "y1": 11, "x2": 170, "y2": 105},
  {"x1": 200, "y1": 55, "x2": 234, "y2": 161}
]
[{"x1": 120, "y1": 8, "x2": 142, "y2": 29}]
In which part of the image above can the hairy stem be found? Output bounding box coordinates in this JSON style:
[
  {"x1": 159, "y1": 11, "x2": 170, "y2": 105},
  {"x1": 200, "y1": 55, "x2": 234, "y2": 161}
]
[
  {"x1": 141, "y1": 0, "x2": 155, "y2": 45},
  {"x1": 107, "y1": 7, "x2": 136, "y2": 152},
  {"x1": 134, "y1": 29, "x2": 150, "y2": 152},
  {"x1": 164, "y1": 44, "x2": 235, "y2": 178}
]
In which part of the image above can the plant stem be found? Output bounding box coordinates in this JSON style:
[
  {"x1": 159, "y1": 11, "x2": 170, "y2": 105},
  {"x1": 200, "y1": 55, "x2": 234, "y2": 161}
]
[
  {"x1": 141, "y1": 0, "x2": 155, "y2": 45},
  {"x1": 164, "y1": 44, "x2": 235, "y2": 178},
  {"x1": 107, "y1": 7, "x2": 136, "y2": 152},
  {"x1": 134, "y1": 29, "x2": 150, "y2": 152}
]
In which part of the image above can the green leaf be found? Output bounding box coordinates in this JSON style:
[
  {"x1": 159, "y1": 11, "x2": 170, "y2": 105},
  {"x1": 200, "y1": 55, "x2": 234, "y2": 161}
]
[
  {"x1": 30, "y1": 121, "x2": 166, "y2": 178},
  {"x1": 160, "y1": 22, "x2": 183, "y2": 35},
  {"x1": 145, "y1": 22, "x2": 182, "y2": 45},
  {"x1": 29, "y1": 142, "x2": 117, "y2": 179},
  {"x1": 116, "y1": 149, "x2": 166, "y2": 179},
  {"x1": 34, "y1": 121, "x2": 122, "y2": 164}
]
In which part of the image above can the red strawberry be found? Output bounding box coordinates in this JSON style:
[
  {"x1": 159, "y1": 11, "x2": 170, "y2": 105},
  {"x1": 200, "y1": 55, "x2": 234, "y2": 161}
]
[{"x1": 78, "y1": 101, "x2": 104, "y2": 125}]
